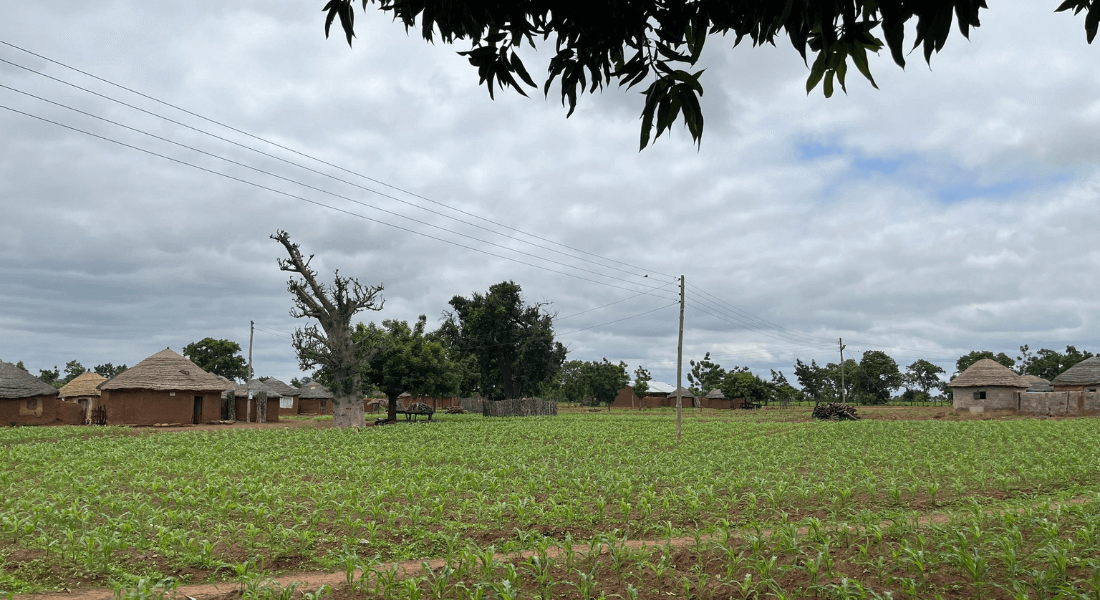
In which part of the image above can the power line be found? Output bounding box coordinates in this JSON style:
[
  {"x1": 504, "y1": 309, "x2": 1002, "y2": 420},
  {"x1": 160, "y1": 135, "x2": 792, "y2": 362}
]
[
  {"x1": 0, "y1": 82, "x2": 681, "y2": 298},
  {"x1": 0, "y1": 102, "x2": 679, "y2": 298},
  {"x1": 0, "y1": 39, "x2": 676, "y2": 282},
  {"x1": 556, "y1": 280, "x2": 677, "y2": 322},
  {"x1": 558, "y1": 302, "x2": 679, "y2": 337}
]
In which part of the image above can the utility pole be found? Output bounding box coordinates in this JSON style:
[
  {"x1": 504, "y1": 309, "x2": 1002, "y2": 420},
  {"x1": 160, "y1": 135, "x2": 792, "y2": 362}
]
[
  {"x1": 839, "y1": 338, "x2": 846, "y2": 404},
  {"x1": 247, "y1": 320, "x2": 254, "y2": 422},
  {"x1": 676, "y1": 275, "x2": 685, "y2": 443}
]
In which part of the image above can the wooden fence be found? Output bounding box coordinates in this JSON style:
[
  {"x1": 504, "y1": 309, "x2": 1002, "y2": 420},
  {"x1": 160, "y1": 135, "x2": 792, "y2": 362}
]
[{"x1": 482, "y1": 397, "x2": 557, "y2": 417}]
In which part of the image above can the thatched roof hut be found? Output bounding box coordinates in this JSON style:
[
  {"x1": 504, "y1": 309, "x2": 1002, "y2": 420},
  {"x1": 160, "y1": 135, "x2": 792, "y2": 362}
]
[
  {"x1": 299, "y1": 381, "x2": 333, "y2": 399},
  {"x1": 58, "y1": 371, "x2": 106, "y2": 399},
  {"x1": 0, "y1": 361, "x2": 59, "y2": 399},
  {"x1": 263, "y1": 378, "x2": 299, "y2": 397},
  {"x1": 100, "y1": 349, "x2": 232, "y2": 392},
  {"x1": 96, "y1": 348, "x2": 231, "y2": 426},
  {"x1": 704, "y1": 389, "x2": 726, "y2": 399},
  {"x1": 0, "y1": 361, "x2": 73, "y2": 425},
  {"x1": 1052, "y1": 357, "x2": 1100, "y2": 388},
  {"x1": 1020, "y1": 374, "x2": 1054, "y2": 392},
  {"x1": 947, "y1": 359, "x2": 1029, "y2": 389},
  {"x1": 298, "y1": 381, "x2": 333, "y2": 415}
]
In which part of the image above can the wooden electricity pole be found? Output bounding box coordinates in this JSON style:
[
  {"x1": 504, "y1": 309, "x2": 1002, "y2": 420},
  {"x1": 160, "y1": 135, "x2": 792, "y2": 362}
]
[
  {"x1": 839, "y1": 338, "x2": 846, "y2": 404},
  {"x1": 676, "y1": 275, "x2": 685, "y2": 443},
  {"x1": 247, "y1": 320, "x2": 254, "y2": 422}
]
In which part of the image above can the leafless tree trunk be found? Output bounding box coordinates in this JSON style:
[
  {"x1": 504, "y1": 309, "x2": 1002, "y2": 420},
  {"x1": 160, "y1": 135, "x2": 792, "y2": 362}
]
[{"x1": 272, "y1": 230, "x2": 384, "y2": 429}]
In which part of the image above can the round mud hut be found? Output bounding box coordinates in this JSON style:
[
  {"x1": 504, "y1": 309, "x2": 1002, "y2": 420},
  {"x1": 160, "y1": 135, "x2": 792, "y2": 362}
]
[
  {"x1": 947, "y1": 358, "x2": 1029, "y2": 413},
  {"x1": 1052, "y1": 357, "x2": 1100, "y2": 392},
  {"x1": 58, "y1": 370, "x2": 107, "y2": 422},
  {"x1": 97, "y1": 348, "x2": 232, "y2": 426},
  {"x1": 298, "y1": 381, "x2": 333, "y2": 414},
  {"x1": 0, "y1": 360, "x2": 78, "y2": 426}
]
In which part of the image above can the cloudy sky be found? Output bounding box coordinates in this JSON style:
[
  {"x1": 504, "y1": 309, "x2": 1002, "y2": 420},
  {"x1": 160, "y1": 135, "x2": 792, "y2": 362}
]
[{"x1": 2, "y1": 2, "x2": 1098, "y2": 388}]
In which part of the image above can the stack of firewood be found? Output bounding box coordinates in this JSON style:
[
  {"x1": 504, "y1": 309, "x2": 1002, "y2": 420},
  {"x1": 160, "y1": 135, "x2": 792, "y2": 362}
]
[
  {"x1": 445, "y1": 406, "x2": 467, "y2": 414},
  {"x1": 812, "y1": 402, "x2": 861, "y2": 421}
]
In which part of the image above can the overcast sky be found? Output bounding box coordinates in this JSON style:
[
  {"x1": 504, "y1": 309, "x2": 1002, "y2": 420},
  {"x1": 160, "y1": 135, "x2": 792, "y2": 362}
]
[{"x1": 2, "y1": 2, "x2": 1099, "y2": 388}]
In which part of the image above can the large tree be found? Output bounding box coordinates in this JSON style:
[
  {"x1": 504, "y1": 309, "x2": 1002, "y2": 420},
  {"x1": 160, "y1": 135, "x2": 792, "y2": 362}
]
[
  {"x1": 904, "y1": 358, "x2": 945, "y2": 402},
  {"x1": 441, "y1": 281, "x2": 566, "y2": 400},
  {"x1": 356, "y1": 315, "x2": 457, "y2": 422},
  {"x1": 273, "y1": 230, "x2": 385, "y2": 428},
  {"x1": 1016, "y1": 344, "x2": 1095, "y2": 381},
  {"x1": 794, "y1": 358, "x2": 827, "y2": 403},
  {"x1": 720, "y1": 368, "x2": 771, "y2": 406},
  {"x1": 856, "y1": 350, "x2": 902, "y2": 405},
  {"x1": 317, "y1": 1, "x2": 1100, "y2": 150},
  {"x1": 183, "y1": 338, "x2": 249, "y2": 381}
]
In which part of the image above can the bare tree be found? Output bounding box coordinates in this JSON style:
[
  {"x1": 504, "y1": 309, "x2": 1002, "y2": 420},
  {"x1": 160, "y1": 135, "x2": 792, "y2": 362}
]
[{"x1": 272, "y1": 230, "x2": 384, "y2": 428}]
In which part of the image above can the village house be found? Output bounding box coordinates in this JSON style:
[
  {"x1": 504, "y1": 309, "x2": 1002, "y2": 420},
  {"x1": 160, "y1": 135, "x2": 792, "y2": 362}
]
[
  {"x1": 97, "y1": 348, "x2": 232, "y2": 426},
  {"x1": 297, "y1": 381, "x2": 333, "y2": 414},
  {"x1": 57, "y1": 370, "x2": 107, "y2": 423},
  {"x1": 947, "y1": 358, "x2": 1030, "y2": 413},
  {"x1": 261, "y1": 378, "x2": 300, "y2": 416},
  {"x1": 1052, "y1": 357, "x2": 1100, "y2": 392},
  {"x1": 0, "y1": 360, "x2": 82, "y2": 425}
]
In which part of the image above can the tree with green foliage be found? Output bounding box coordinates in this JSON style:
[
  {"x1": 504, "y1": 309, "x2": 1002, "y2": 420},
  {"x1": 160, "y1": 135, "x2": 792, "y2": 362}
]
[
  {"x1": 794, "y1": 358, "x2": 827, "y2": 402},
  {"x1": 93, "y1": 363, "x2": 127, "y2": 379},
  {"x1": 356, "y1": 315, "x2": 457, "y2": 422},
  {"x1": 769, "y1": 369, "x2": 799, "y2": 406},
  {"x1": 823, "y1": 358, "x2": 861, "y2": 403},
  {"x1": 687, "y1": 352, "x2": 725, "y2": 396},
  {"x1": 1016, "y1": 344, "x2": 1095, "y2": 381},
  {"x1": 856, "y1": 350, "x2": 903, "y2": 405},
  {"x1": 62, "y1": 360, "x2": 86, "y2": 384},
  {"x1": 289, "y1": 376, "x2": 313, "y2": 388},
  {"x1": 955, "y1": 350, "x2": 1015, "y2": 376},
  {"x1": 183, "y1": 338, "x2": 249, "y2": 382},
  {"x1": 14, "y1": 361, "x2": 27, "y2": 372},
  {"x1": 38, "y1": 366, "x2": 60, "y2": 388},
  {"x1": 720, "y1": 368, "x2": 770, "y2": 406},
  {"x1": 904, "y1": 359, "x2": 945, "y2": 403},
  {"x1": 632, "y1": 365, "x2": 652, "y2": 400},
  {"x1": 441, "y1": 281, "x2": 567, "y2": 401},
  {"x1": 317, "y1": 1, "x2": 1100, "y2": 150}
]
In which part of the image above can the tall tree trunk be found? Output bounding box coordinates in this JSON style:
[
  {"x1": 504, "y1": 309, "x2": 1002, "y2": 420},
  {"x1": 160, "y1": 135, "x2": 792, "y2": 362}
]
[
  {"x1": 387, "y1": 393, "x2": 398, "y2": 423},
  {"x1": 333, "y1": 394, "x2": 365, "y2": 428}
]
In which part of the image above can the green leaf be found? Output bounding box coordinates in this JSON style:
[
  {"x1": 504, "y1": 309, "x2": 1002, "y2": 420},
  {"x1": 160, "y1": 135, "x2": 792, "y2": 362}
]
[
  {"x1": 1087, "y1": 6, "x2": 1100, "y2": 43},
  {"x1": 806, "y1": 50, "x2": 828, "y2": 94},
  {"x1": 823, "y1": 70, "x2": 835, "y2": 98},
  {"x1": 850, "y1": 43, "x2": 878, "y2": 88}
]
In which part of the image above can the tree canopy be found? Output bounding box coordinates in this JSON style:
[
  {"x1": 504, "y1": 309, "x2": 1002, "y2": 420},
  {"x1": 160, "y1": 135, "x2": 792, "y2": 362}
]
[
  {"x1": 687, "y1": 352, "x2": 725, "y2": 396},
  {"x1": 183, "y1": 338, "x2": 249, "y2": 382},
  {"x1": 355, "y1": 315, "x2": 457, "y2": 421},
  {"x1": 1016, "y1": 344, "x2": 1095, "y2": 381},
  {"x1": 441, "y1": 281, "x2": 566, "y2": 400},
  {"x1": 318, "y1": 1, "x2": 1100, "y2": 149}
]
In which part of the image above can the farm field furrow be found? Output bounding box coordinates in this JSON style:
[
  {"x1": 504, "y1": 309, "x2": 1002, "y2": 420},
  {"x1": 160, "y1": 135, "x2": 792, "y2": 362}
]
[{"x1": 3, "y1": 410, "x2": 1100, "y2": 598}]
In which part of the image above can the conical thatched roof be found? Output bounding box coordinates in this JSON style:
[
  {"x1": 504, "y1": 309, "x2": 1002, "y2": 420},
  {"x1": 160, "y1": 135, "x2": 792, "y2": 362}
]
[
  {"x1": 705, "y1": 388, "x2": 726, "y2": 399},
  {"x1": 669, "y1": 386, "x2": 694, "y2": 398},
  {"x1": 58, "y1": 371, "x2": 106, "y2": 398},
  {"x1": 947, "y1": 358, "x2": 1029, "y2": 388},
  {"x1": 99, "y1": 348, "x2": 232, "y2": 392},
  {"x1": 1053, "y1": 357, "x2": 1100, "y2": 387},
  {"x1": 1023, "y1": 375, "x2": 1054, "y2": 392},
  {"x1": 0, "y1": 361, "x2": 59, "y2": 399},
  {"x1": 299, "y1": 381, "x2": 333, "y2": 399},
  {"x1": 262, "y1": 378, "x2": 298, "y2": 397}
]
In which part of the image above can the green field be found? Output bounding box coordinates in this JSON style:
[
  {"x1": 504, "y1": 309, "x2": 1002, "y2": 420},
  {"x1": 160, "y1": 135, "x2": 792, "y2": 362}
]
[{"x1": 3, "y1": 410, "x2": 1100, "y2": 599}]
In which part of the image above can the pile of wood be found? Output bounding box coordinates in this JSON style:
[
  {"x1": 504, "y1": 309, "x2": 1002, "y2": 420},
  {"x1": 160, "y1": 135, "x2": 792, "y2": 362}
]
[
  {"x1": 445, "y1": 406, "x2": 466, "y2": 414},
  {"x1": 812, "y1": 402, "x2": 861, "y2": 421}
]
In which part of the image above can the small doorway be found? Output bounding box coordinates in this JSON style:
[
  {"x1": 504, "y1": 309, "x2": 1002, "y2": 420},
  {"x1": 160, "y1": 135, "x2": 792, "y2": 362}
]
[{"x1": 193, "y1": 396, "x2": 203, "y2": 424}]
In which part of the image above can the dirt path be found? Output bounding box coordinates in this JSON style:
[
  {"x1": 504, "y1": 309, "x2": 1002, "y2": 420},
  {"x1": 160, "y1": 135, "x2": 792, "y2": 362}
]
[{"x1": 11, "y1": 495, "x2": 1091, "y2": 600}]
